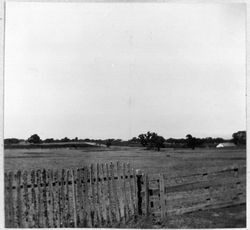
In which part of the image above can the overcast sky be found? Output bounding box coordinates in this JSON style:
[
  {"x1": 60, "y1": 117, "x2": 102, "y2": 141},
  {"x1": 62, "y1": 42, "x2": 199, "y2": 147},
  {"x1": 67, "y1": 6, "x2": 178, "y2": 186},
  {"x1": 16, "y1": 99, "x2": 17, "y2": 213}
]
[{"x1": 4, "y1": 3, "x2": 246, "y2": 140}]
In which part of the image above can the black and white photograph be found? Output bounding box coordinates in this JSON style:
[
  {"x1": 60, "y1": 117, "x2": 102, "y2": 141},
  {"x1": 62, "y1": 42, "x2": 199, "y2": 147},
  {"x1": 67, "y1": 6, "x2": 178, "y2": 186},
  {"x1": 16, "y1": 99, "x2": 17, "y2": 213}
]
[{"x1": 3, "y1": 1, "x2": 246, "y2": 228}]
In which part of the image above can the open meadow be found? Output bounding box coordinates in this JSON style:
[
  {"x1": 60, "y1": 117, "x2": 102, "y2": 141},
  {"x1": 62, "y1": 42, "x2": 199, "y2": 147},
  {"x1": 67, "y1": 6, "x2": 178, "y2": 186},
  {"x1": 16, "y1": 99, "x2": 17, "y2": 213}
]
[{"x1": 4, "y1": 146, "x2": 246, "y2": 175}]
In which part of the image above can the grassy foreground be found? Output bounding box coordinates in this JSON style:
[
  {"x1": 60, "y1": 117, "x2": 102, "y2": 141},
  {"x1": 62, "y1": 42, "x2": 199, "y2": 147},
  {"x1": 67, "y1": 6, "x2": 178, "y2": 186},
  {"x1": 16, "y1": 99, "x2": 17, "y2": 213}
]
[{"x1": 118, "y1": 204, "x2": 246, "y2": 228}]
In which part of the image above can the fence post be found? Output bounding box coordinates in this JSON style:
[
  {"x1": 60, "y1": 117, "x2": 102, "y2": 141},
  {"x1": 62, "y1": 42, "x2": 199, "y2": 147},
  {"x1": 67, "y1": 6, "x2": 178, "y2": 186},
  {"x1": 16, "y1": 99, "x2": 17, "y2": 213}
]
[
  {"x1": 71, "y1": 169, "x2": 77, "y2": 227},
  {"x1": 159, "y1": 174, "x2": 166, "y2": 220},
  {"x1": 23, "y1": 170, "x2": 30, "y2": 227},
  {"x1": 122, "y1": 163, "x2": 129, "y2": 221},
  {"x1": 48, "y1": 170, "x2": 55, "y2": 227},
  {"x1": 110, "y1": 162, "x2": 121, "y2": 222},
  {"x1": 95, "y1": 164, "x2": 101, "y2": 225},
  {"x1": 42, "y1": 169, "x2": 49, "y2": 227},
  {"x1": 60, "y1": 169, "x2": 66, "y2": 227},
  {"x1": 5, "y1": 173, "x2": 10, "y2": 227},
  {"x1": 106, "y1": 163, "x2": 113, "y2": 225},
  {"x1": 133, "y1": 168, "x2": 138, "y2": 218},
  {"x1": 16, "y1": 170, "x2": 23, "y2": 227},
  {"x1": 144, "y1": 174, "x2": 149, "y2": 216},
  {"x1": 127, "y1": 163, "x2": 135, "y2": 216},
  {"x1": 6, "y1": 172, "x2": 14, "y2": 227},
  {"x1": 136, "y1": 170, "x2": 143, "y2": 215},
  {"x1": 30, "y1": 170, "x2": 38, "y2": 227},
  {"x1": 116, "y1": 161, "x2": 124, "y2": 221},
  {"x1": 100, "y1": 164, "x2": 107, "y2": 225}
]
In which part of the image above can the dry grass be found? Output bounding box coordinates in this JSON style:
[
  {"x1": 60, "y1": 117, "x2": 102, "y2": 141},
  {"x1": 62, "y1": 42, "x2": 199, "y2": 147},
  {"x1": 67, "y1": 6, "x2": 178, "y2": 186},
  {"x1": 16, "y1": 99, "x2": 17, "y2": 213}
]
[
  {"x1": 4, "y1": 146, "x2": 246, "y2": 175},
  {"x1": 118, "y1": 204, "x2": 246, "y2": 228}
]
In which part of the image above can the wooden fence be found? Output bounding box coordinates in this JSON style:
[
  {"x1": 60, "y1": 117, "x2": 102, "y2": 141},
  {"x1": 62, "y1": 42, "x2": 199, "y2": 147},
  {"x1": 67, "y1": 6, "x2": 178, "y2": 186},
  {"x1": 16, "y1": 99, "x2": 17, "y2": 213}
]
[
  {"x1": 4, "y1": 163, "x2": 246, "y2": 227},
  {"x1": 140, "y1": 165, "x2": 246, "y2": 220},
  {"x1": 4, "y1": 162, "x2": 138, "y2": 228}
]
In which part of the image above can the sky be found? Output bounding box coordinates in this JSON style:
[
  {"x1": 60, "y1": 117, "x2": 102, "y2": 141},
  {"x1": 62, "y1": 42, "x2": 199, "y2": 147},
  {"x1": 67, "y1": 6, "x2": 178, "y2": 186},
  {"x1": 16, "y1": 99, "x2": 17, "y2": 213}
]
[{"x1": 4, "y1": 3, "x2": 246, "y2": 140}]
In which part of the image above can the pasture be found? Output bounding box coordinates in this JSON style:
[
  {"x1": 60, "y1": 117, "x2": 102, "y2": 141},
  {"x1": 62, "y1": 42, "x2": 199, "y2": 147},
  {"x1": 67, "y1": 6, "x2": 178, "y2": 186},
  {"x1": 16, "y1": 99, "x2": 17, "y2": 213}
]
[
  {"x1": 4, "y1": 146, "x2": 246, "y2": 174},
  {"x1": 4, "y1": 146, "x2": 246, "y2": 228}
]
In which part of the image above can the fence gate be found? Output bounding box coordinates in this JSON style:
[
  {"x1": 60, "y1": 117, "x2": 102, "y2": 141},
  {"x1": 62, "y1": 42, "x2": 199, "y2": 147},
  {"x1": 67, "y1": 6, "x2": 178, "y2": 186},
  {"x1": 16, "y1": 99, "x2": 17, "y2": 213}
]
[{"x1": 139, "y1": 165, "x2": 246, "y2": 221}]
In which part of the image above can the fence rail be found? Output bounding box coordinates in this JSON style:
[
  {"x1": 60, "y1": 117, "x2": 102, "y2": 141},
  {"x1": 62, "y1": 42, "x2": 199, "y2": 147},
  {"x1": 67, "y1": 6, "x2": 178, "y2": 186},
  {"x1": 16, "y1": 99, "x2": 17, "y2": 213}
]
[{"x1": 4, "y1": 163, "x2": 246, "y2": 227}]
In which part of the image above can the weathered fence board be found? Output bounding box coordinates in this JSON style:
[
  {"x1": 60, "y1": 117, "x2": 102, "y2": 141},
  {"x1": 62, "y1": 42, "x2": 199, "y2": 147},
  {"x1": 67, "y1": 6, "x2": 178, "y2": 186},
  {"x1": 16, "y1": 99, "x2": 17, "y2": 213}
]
[
  {"x1": 100, "y1": 163, "x2": 107, "y2": 225},
  {"x1": 127, "y1": 163, "x2": 135, "y2": 216},
  {"x1": 133, "y1": 168, "x2": 138, "y2": 216},
  {"x1": 83, "y1": 167, "x2": 89, "y2": 226},
  {"x1": 144, "y1": 173, "x2": 149, "y2": 216},
  {"x1": 7, "y1": 172, "x2": 14, "y2": 227},
  {"x1": 106, "y1": 163, "x2": 113, "y2": 225},
  {"x1": 159, "y1": 174, "x2": 166, "y2": 219},
  {"x1": 30, "y1": 170, "x2": 37, "y2": 227},
  {"x1": 16, "y1": 171, "x2": 23, "y2": 227},
  {"x1": 122, "y1": 162, "x2": 129, "y2": 222},
  {"x1": 116, "y1": 161, "x2": 124, "y2": 222}
]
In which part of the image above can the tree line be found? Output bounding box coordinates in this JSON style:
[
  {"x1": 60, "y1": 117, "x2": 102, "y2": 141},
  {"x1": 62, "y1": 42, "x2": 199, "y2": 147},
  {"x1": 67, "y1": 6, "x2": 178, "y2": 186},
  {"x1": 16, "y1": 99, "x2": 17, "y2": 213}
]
[
  {"x1": 127, "y1": 131, "x2": 246, "y2": 151},
  {"x1": 4, "y1": 130, "x2": 246, "y2": 151}
]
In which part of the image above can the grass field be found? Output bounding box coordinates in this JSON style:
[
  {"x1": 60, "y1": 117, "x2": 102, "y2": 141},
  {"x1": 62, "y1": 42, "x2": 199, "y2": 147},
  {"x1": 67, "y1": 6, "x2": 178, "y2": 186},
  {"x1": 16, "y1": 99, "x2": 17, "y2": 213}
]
[
  {"x1": 4, "y1": 146, "x2": 246, "y2": 174},
  {"x1": 4, "y1": 146, "x2": 246, "y2": 228}
]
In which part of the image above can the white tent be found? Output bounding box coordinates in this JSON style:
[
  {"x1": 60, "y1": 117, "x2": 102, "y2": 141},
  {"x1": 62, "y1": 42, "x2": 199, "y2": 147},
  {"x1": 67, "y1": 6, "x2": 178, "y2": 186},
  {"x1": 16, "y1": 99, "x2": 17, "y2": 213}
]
[{"x1": 216, "y1": 142, "x2": 236, "y2": 148}]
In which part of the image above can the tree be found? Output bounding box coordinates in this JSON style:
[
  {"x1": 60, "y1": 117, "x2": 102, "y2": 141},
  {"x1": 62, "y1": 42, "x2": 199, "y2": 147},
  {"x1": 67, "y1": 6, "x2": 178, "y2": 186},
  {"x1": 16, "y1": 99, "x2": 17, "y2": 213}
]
[
  {"x1": 151, "y1": 133, "x2": 165, "y2": 151},
  {"x1": 106, "y1": 139, "x2": 114, "y2": 147},
  {"x1": 138, "y1": 131, "x2": 165, "y2": 151},
  {"x1": 130, "y1": 137, "x2": 139, "y2": 143},
  {"x1": 138, "y1": 133, "x2": 150, "y2": 147},
  {"x1": 214, "y1": 137, "x2": 224, "y2": 143},
  {"x1": 232, "y1": 131, "x2": 246, "y2": 145},
  {"x1": 186, "y1": 134, "x2": 196, "y2": 149},
  {"x1": 138, "y1": 134, "x2": 146, "y2": 147},
  {"x1": 27, "y1": 134, "x2": 41, "y2": 144},
  {"x1": 61, "y1": 137, "x2": 70, "y2": 142},
  {"x1": 43, "y1": 138, "x2": 54, "y2": 143}
]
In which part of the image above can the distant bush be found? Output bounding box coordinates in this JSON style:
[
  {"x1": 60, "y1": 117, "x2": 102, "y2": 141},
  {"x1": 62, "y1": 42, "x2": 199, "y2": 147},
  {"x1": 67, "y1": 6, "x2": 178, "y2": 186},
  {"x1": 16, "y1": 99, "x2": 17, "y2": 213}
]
[
  {"x1": 4, "y1": 138, "x2": 20, "y2": 145},
  {"x1": 4, "y1": 142, "x2": 96, "y2": 149},
  {"x1": 61, "y1": 137, "x2": 70, "y2": 142},
  {"x1": 43, "y1": 138, "x2": 54, "y2": 143}
]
